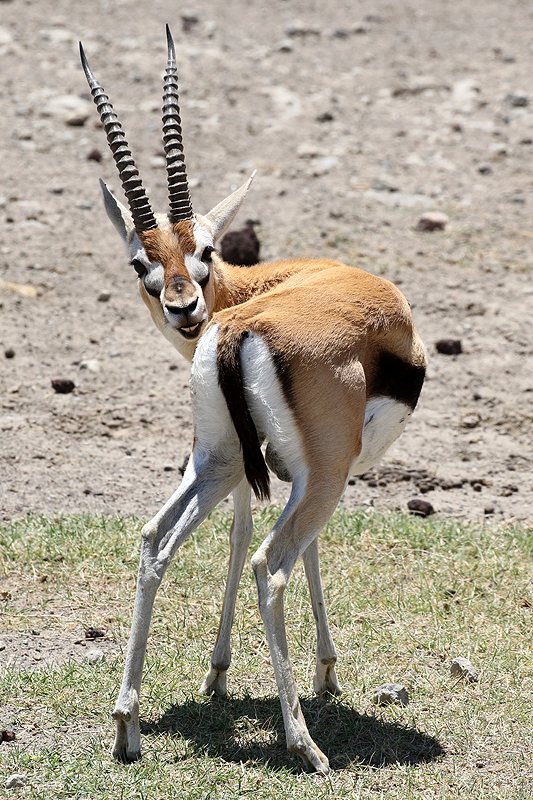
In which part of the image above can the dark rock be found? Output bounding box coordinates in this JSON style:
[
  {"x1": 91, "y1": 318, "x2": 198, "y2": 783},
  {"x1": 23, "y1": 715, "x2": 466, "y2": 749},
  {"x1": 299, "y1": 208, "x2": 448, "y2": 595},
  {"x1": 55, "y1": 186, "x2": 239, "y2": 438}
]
[
  {"x1": 476, "y1": 162, "x2": 492, "y2": 175},
  {"x1": 87, "y1": 148, "x2": 103, "y2": 162},
  {"x1": 51, "y1": 378, "x2": 75, "y2": 394},
  {"x1": 85, "y1": 627, "x2": 105, "y2": 639},
  {"x1": 220, "y1": 220, "x2": 260, "y2": 266},
  {"x1": 0, "y1": 729, "x2": 15, "y2": 743},
  {"x1": 4, "y1": 347, "x2": 15, "y2": 358},
  {"x1": 407, "y1": 498, "x2": 435, "y2": 517},
  {"x1": 435, "y1": 339, "x2": 462, "y2": 355},
  {"x1": 415, "y1": 212, "x2": 449, "y2": 231}
]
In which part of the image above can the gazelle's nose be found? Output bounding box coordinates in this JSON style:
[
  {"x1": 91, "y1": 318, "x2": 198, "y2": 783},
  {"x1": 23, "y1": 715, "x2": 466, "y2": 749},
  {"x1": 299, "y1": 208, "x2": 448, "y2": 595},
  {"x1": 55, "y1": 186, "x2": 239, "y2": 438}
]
[{"x1": 165, "y1": 296, "x2": 198, "y2": 318}]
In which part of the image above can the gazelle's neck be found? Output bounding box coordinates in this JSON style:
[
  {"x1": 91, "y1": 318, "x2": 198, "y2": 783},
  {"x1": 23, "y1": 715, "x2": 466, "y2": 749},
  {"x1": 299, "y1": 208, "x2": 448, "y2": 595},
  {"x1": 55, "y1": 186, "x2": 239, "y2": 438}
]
[{"x1": 210, "y1": 256, "x2": 341, "y2": 315}]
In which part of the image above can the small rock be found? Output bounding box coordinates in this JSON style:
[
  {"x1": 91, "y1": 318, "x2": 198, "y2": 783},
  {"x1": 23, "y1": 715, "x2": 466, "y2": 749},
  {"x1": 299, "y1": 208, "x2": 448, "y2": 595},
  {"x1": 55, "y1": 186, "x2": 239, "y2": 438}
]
[
  {"x1": 461, "y1": 412, "x2": 481, "y2": 429},
  {"x1": 373, "y1": 683, "x2": 409, "y2": 706},
  {"x1": 489, "y1": 142, "x2": 508, "y2": 160},
  {"x1": 372, "y1": 178, "x2": 399, "y2": 193},
  {"x1": 87, "y1": 148, "x2": 103, "y2": 162},
  {"x1": 85, "y1": 627, "x2": 104, "y2": 640},
  {"x1": 415, "y1": 211, "x2": 449, "y2": 232},
  {"x1": 316, "y1": 111, "x2": 334, "y2": 122},
  {"x1": 450, "y1": 656, "x2": 478, "y2": 682},
  {"x1": 0, "y1": 729, "x2": 15, "y2": 742},
  {"x1": 51, "y1": 378, "x2": 75, "y2": 394},
  {"x1": 6, "y1": 774, "x2": 28, "y2": 789},
  {"x1": 476, "y1": 162, "x2": 492, "y2": 175},
  {"x1": 4, "y1": 347, "x2": 15, "y2": 359},
  {"x1": 47, "y1": 94, "x2": 91, "y2": 127},
  {"x1": 97, "y1": 290, "x2": 111, "y2": 302},
  {"x1": 286, "y1": 21, "x2": 321, "y2": 37},
  {"x1": 181, "y1": 12, "x2": 199, "y2": 32},
  {"x1": 274, "y1": 38, "x2": 293, "y2": 53},
  {"x1": 436, "y1": 339, "x2": 462, "y2": 355},
  {"x1": 86, "y1": 649, "x2": 104, "y2": 665},
  {"x1": 79, "y1": 359, "x2": 101, "y2": 373},
  {"x1": 407, "y1": 498, "x2": 435, "y2": 517},
  {"x1": 163, "y1": 464, "x2": 175, "y2": 472},
  {"x1": 221, "y1": 220, "x2": 260, "y2": 266},
  {"x1": 311, "y1": 156, "x2": 339, "y2": 176},
  {"x1": 484, "y1": 506, "x2": 495, "y2": 516},
  {"x1": 0, "y1": 640, "x2": 5, "y2": 651},
  {"x1": 505, "y1": 90, "x2": 529, "y2": 107}
]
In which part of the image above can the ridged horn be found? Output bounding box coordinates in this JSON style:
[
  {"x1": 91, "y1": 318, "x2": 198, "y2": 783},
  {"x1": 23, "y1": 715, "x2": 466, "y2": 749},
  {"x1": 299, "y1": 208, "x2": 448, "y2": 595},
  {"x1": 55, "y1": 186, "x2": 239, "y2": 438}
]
[
  {"x1": 163, "y1": 25, "x2": 194, "y2": 222},
  {"x1": 79, "y1": 42, "x2": 157, "y2": 234}
]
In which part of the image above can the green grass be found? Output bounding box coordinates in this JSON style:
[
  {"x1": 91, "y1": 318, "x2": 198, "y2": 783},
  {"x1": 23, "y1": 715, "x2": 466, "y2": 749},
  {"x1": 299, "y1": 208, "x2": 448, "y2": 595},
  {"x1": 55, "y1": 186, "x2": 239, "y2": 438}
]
[{"x1": 1, "y1": 510, "x2": 533, "y2": 798}]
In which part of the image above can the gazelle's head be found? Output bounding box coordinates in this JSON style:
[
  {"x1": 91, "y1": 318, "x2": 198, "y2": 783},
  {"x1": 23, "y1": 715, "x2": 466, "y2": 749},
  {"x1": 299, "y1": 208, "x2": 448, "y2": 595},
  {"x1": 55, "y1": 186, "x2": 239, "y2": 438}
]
[{"x1": 80, "y1": 26, "x2": 254, "y2": 359}]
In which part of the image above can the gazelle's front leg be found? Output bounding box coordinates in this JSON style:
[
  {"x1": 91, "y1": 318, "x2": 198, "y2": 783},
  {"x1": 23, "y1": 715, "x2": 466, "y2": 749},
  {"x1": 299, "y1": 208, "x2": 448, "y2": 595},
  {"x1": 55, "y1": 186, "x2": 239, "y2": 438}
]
[
  {"x1": 302, "y1": 538, "x2": 342, "y2": 696},
  {"x1": 112, "y1": 444, "x2": 243, "y2": 763},
  {"x1": 199, "y1": 478, "x2": 253, "y2": 696}
]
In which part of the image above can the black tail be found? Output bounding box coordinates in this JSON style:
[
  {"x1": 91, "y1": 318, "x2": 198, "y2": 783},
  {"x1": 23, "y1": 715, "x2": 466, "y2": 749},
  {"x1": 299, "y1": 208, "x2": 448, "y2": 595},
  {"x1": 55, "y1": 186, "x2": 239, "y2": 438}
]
[{"x1": 216, "y1": 329, "x2": 270, "y2": 501}]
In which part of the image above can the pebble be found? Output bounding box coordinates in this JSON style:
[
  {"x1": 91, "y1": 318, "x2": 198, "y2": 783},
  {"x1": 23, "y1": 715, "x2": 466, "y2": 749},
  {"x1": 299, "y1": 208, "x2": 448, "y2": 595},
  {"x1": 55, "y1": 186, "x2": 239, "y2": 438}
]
[
  {"x1": 415, "y1": 211, "x2": 449, "y2": 232},
  {"x1": 4, "y1": 347, "x2": 15, "y2": 359},
  {"x1": 450, "y1": 656, "x2": 479, "y2": 682},
  {"x1": 461, "y1": 412, "x2": 481, "y2": 429},
  {"x1": 373, "y1": 683, "x2": 409, "y2": 706},
  {"x1": 286, "y1": 21, "x2": 321, "y2": 37},
  {"x1": 407, "y1": 498, "x2": 435, "y2": 517},
  {"x1": 86, "y1": 649, "x2": 104, "y2": 665},
  {"x1": 51, "y1": 378, "x2": 75, "y2": 394},
  {"x1": 47, "y1": 95, "x2": 91, "y2": 127},
  {"x1": 436, "y1": 339, "x2": 462, "y2": 355},
  {"x1": 0, "y1": 640, "x2": 5, "y2": 651},
  {"x1": 6, "y1": 774, "x2": 28, "y2": 789},
  {"x1": 79, "y1": 359, "x2": 101, "y2": 373},
  {"x1": 505, "y1": 90, "x2": 529, "y2": 107},
  {"x1": 87, "y1": 148, "x2": 103, "y2": 162},
  {"x1": 476, "y1": 162, "x2": 492, "y2": 175},
  {"x1": 97, "y1": 290, "x2": 111, "y2": 302}
]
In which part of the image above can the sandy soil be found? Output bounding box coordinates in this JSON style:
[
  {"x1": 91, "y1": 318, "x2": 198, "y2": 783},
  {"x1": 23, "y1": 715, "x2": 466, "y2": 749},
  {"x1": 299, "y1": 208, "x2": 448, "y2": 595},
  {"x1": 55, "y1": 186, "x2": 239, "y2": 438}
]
[{"x1": 1, "y1": 0, "x2": 533, "y2": 527}]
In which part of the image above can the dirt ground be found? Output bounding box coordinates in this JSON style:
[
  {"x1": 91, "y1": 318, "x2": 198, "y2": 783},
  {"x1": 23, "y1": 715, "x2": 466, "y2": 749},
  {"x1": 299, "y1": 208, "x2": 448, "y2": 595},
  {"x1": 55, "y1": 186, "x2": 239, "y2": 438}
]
[{"x1": 1, "y1": 0, "x2": 533, "y2": 527}]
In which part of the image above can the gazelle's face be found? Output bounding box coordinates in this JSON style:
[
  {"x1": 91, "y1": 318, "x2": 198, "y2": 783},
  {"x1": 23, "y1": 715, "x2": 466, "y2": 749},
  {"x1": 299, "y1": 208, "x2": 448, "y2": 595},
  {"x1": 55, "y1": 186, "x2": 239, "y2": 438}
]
[{"x1": 130, "y1": 218, "x2": 216, "y2": 347}]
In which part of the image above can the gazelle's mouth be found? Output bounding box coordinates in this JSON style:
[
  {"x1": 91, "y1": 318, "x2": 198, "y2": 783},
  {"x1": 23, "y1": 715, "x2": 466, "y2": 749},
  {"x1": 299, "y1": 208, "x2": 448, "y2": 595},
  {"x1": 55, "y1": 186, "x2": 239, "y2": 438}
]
[{"x1": 179, "y1": 322, "x2": 202, "y2": 340}]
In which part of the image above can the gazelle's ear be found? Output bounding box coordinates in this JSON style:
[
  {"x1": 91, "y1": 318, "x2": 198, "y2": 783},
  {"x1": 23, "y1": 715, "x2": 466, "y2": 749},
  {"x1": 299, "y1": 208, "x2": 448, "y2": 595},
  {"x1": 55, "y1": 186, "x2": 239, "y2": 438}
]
[
  {"x1": 99, "y1": 179, "x2": 134, "y2": 242},
  {"x1": 204, "y1": 171, "x2": 256, "y2": 241}
]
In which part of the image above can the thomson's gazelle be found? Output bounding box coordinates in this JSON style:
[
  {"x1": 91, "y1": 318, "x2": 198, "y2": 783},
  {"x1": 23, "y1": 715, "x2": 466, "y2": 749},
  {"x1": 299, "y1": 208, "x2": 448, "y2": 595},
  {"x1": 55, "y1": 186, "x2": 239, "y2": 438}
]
[{"x1": 81, "y1": 27, "x2": 426, "y2": 773}]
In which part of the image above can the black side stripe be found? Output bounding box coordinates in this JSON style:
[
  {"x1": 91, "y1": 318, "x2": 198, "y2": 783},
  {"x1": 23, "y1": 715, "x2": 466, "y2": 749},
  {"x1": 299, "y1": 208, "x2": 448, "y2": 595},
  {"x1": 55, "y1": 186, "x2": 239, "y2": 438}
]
[{"x1": 372, "y1": 350, "x2": 426, "y2": 410}]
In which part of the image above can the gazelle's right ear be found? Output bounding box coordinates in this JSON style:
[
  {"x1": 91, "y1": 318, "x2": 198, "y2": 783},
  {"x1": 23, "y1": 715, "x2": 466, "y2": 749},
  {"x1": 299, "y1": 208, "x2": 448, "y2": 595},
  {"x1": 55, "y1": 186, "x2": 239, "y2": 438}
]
[{"x1": 99, "y1": 179, "x2": 134, "y2": 243}]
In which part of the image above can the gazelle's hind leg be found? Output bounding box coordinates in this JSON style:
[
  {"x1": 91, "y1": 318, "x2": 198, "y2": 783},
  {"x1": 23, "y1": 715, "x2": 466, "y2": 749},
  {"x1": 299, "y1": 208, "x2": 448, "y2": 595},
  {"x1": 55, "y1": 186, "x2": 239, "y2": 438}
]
[
  {"x1": 302, "y1": 538, "x2": 342, "y2": 696},
  {"x1": 199, "y1": 478, "x2": 253, "y2": 696},
  {"x1": 251, "y1": 474, "x2": 348, "y2": 774}
]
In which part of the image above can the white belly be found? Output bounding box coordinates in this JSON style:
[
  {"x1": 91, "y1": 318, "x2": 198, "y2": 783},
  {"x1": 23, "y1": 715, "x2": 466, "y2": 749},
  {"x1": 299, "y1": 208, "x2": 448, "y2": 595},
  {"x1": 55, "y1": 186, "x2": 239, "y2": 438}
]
[{"x1": 350, "y1": 396, "x2": 411, "y2": 476}]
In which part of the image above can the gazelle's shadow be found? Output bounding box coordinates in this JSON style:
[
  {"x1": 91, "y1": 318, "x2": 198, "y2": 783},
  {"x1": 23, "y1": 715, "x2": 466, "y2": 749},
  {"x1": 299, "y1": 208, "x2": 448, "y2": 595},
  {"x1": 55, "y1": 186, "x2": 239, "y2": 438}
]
[{"x1": 142, "y1": 694, "x2": 444, "y2": 772}]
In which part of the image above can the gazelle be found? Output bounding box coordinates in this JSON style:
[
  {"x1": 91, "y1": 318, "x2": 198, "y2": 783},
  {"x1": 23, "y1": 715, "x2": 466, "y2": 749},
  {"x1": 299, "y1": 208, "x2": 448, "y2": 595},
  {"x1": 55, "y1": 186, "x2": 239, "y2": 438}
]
[{"x1": 81, "y1": 27, "x2": 426, "y2": 773}]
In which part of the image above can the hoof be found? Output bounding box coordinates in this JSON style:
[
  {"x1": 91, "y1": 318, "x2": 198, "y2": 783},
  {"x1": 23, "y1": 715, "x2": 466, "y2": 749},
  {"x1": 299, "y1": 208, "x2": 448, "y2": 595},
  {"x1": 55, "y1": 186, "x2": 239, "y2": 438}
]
[{"x1": 199, "y1": 665, "x2": 228, "y2": 697}]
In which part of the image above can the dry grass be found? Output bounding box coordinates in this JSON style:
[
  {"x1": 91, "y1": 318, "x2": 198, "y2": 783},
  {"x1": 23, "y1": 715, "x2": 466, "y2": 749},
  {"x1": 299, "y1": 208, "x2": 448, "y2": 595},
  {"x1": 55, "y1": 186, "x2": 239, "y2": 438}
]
[{"x1": 1, "y1": 510, "x2": 533, "y2": 798}]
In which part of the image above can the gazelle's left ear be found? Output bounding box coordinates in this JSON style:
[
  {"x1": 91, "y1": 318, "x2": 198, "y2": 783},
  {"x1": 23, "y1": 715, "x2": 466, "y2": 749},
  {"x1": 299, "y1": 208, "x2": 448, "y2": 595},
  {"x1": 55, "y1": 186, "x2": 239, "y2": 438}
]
[
  {"x1": 204, "y1": 171, "x2": 256, "y2": 241},
  {"x1": 99, "y1": 179, "x2": 134, "y2": 243}
]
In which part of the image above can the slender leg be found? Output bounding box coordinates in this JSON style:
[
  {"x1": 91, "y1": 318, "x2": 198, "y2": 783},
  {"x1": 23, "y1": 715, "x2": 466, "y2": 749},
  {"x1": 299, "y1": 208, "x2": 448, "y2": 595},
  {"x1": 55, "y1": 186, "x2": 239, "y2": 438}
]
[
  {"x1": 302, "y1": 538, "x2": 342, "y2": 696},
  {"x1": 199, "y1": 478, "x2": 253, "y2": 696},
  {"x1": 250, "y1": 475, "x2": 346, "y2": 774},
  {"x1": 112, "y1": 443, "x2": 243, "y2": 763}
]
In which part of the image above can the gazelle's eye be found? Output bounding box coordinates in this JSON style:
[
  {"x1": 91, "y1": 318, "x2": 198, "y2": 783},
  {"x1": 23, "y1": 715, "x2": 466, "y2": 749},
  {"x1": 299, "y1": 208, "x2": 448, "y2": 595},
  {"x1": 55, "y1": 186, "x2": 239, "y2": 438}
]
[
  {"x1": 131, "y1": 259, "x2": 147, "y2": 278},
  {"x1": 201, "y1": 246, "x2": 214, "y2": 263}
]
